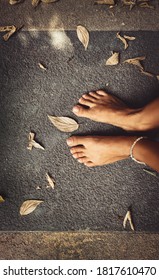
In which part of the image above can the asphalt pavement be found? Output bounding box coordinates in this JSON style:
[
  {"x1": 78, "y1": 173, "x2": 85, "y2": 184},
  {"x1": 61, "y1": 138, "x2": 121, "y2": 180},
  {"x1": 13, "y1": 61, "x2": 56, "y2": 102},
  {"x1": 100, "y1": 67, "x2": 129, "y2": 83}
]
[{"x1": 0, "y1": 29, "x2": 159, "y2": 231}]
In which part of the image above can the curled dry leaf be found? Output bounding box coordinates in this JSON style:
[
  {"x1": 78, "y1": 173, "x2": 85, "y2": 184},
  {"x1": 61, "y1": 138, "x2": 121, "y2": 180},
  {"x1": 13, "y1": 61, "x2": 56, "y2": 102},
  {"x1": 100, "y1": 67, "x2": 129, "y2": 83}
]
[
  {"x1": 48, "y1": 115, "x2": 79, "y2": 132},
  {"x1": 123, "y1": 210, "x2": 135, "y2": 231},
  {"x1": 20, "y1": 200, "x2": 43, "y2": 216},
  {"x1": 0, "y1": 196, "x2": 5, "y2": 203},
  {"x1": 3, "y1": 26, "x2": 17, "y2": 41},
  {"x1": 139, "y1": 2, "x2": 154, "y2": 9},
  {"x1": 116, "y1": 32, "x2": 128, "y2": 50},
  {"x1": 94, "y1": 0, "x2": 115, "y2": 4},
  {"x1": 106, "y1": 52, "x2": 119, "y2": 65},
  {"x1": 46, "y1": 173, "x2": 55, "y2": 189},
  {"x1": 38, "y1": 62, "x2": 47, "y2": 70},
  {"x1": 9, "y1": 0, "x2": 23, "y2": 4},
  {"x1": 124, "y1": 35, "x2": 136, "y2": 41},
  {"x1": 140, "y1": 69, "x2": 154, "y2": 78},
  {"x1": 32, "y1": 0, "x2": 40, "y2": 7},
  {"x1": 77, "y1": 25, "x2": 89, "y2": 50},
  {"x1": 0, "y1": 26, "x2": 17, "y2": 41},
  {"x1": 124, "y1": 56, "x2": 145, "y2": 70},
  {"x1": 27, "y1": 132, "x2": 45, "y2": 150}
]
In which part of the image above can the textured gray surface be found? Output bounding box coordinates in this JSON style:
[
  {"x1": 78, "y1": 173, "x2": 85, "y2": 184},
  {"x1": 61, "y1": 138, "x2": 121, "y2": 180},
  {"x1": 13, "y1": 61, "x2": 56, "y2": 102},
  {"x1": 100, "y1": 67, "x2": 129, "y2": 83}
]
[
  {"x1": 0, "y1": 232, "x2": 159, "y2": 259},
  {"x1": 0, "y1": 30, "x2": 159, "y2": 231},
  {"x1": 0, "y1": 0, "x2": 159, "y2": 31}
]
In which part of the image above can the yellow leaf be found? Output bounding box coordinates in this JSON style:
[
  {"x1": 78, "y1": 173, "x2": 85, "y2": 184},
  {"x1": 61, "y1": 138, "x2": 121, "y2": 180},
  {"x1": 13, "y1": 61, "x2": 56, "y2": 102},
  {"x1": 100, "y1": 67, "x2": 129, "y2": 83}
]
[
  {"x1": 48, "y1": 115, "x2": 79, "y2": 132},
  {"x1": 123, "y1": 210, "x2": 135, "y2": 231},
  {"x1": 46, "y1": 173, "x2": 55, "y2": 189},
  {"x1": 20, "y1": 200, "x2": 43, "y2": 216},
  {"x1": 77, "y1": 25, "x2": 89, "y2": 50},
  {"x1": 0, "y1": 196, "x2": 5, "y2": 203},
  {"x1": 106, "y1": 52, "x2": 119, "y2": 65}
]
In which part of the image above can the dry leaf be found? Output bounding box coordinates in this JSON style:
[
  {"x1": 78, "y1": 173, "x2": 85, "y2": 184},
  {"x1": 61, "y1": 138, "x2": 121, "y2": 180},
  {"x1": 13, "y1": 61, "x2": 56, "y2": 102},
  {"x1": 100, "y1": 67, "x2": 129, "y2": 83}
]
[
  {"x1": 3, "y1": 26, "x2": 17, "y2": 41},
  {"x1": 48, "y1": 115, "x2": 79, "y2": 132},
  {"x1": 94, "y1": 0, "x2": 115, "y2": 4},
  {"x1": 0, "y1": 26, "x2": 17, "y2": 41},
  {"x1": 38, "y1": 62, "x2": 47, "y2": 70},
  {"x1": 0, "y1": 196, "x2": 5, "y2": 203},
  {"x1": 106, "y1": 52, "x2": 119, "y2": 65},
  {"x1": 123, "y1": 210, "x2": 135, "y2": 231},
  {"x1": 41, "y1": 0, "x2": 58, "y2": 3},
  {"x1": 77, "y1": 25, "x2": 89, "y2": 50},
  {"x1": 139, "y1": 2, "x2": 154, "y2": 8},
  {"x1": 9, "y1": 0, "x2": 23, "y2": 4},
  {"x1": 124, "y1": 35, "x2": 136, "y2": 41},
  {"x1": 32, "y1": 0, "x2": 40, "y2": 7},
  {"x1": 46, "y1": 173, "x2": 55, "y2": 189},
  {"x1": 140, "y1": 69, "x2": 154, "y2": 78},
  {"x1": 20, "y1": 200, "x2": 43, "y2": 216},
  {"x1": 0, "y1": 26, "x2": 13, "y2": 32},
  {"x1": 27, "y1": 132, "x2": 45, "y2": 150},
  {"x1": 117, "y1": 32, "x2": 128, "y2": 50},
  {"x1": 122, "y1": 0, "x2": 136, "y2": 5},
  {"x1": 124, "y1": 56, "x2": 145, "y2": 70}
]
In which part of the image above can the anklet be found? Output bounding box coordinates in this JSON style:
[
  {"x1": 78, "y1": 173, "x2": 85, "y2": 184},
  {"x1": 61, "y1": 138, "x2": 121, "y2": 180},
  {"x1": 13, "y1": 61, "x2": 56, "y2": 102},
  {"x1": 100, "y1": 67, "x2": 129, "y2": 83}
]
[{"x1": 130, "y1": 136, "x2": 147, "y2": 165}]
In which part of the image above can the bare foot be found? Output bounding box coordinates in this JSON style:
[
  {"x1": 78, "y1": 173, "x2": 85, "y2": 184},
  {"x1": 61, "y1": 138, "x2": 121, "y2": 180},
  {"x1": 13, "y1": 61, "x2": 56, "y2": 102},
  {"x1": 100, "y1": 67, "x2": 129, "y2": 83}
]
[
  {"x1": 72, "y1": 90, "x2": 142, "y2": 131},
  {"x1": 67, "y1": 135, "x2": 136, "y2": 167}
]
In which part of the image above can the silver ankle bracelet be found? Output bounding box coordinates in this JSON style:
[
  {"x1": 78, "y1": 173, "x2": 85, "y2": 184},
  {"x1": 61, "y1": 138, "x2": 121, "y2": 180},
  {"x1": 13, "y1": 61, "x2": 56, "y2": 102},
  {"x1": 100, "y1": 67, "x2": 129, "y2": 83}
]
[{"x1": 130, "y1": 136, "x2": 147, "y2": 165}]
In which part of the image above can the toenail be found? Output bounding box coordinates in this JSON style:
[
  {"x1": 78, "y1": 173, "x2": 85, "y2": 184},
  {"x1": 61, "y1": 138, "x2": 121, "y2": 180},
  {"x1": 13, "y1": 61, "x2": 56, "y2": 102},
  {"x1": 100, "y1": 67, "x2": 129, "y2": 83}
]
[
  {"x1": 73, "y1": 106, "x2": 79, "y2": 113},
  {"x1": 67, "y1": 138, "x2": 73, "y2": 145}
]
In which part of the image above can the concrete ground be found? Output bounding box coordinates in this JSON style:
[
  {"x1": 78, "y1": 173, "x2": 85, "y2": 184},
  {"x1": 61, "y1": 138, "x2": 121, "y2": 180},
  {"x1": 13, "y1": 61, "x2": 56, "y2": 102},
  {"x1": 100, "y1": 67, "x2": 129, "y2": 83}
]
[{"x1": 0, "y1": 0, "x2": 159, "y2": 258}]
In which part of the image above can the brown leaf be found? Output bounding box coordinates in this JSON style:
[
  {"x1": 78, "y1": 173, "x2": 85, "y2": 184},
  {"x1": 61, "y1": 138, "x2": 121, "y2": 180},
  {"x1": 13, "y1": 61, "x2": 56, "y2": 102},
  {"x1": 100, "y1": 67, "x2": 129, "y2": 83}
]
[
  {"x1": 3, "y1": 26, "x2": 17, "y2": 41},
  {"x1": 124, "y1": 56, "x2": 145, "y2": 70},
  {"x1": 32, "y1": 0, "x2": 41, "y2": 7},
  {"x1": 0, "y1": 196, "x2": 5, "y2": 203},
  {"x1": 46, "y1": 173, "x2": 55, "y2": 189},
  {"x1": 140, "y1": 69, "x2": 154, "y2": 78},
  {"x1": 27, "y1": 132, "x2": 45, "y2": 150},
  {"x1": 38, "y1": 62, "x2": 47, "y2": 70},
  {"x1": 124, "y1": 35, "x2": 136, "y2": 41},
  {"x1": 116, "y1": 32, "x2": 128, "y2": 50},
  {"x1": 123, "y1": 210, "x2": 135, "y2": 231},
  {"x1": 77, "y1": 25, "x2": 89, "y2": 50},
  {"x1": 20, "y1": 200, "x2": 43, "y2": 216},
  {"x1": 106, "y1": 52, "x2": 119, "y2": 65},
  {"x1": 48, "y1": 115, "x2": 79, "y2": 132},
  {"x1": 94, "y1": 0, "x2": 115, "y2": 4},
  {"x1": 41, "y1": 0, "x2": 58, "y2": 3}
]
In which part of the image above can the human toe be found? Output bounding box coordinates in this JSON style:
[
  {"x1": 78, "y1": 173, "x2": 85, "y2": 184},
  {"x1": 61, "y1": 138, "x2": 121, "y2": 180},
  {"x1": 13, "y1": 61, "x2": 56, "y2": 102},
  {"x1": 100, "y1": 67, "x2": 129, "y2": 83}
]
[{"x1": 72, "y1": 105, "x2": 89, "y2": 117}]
